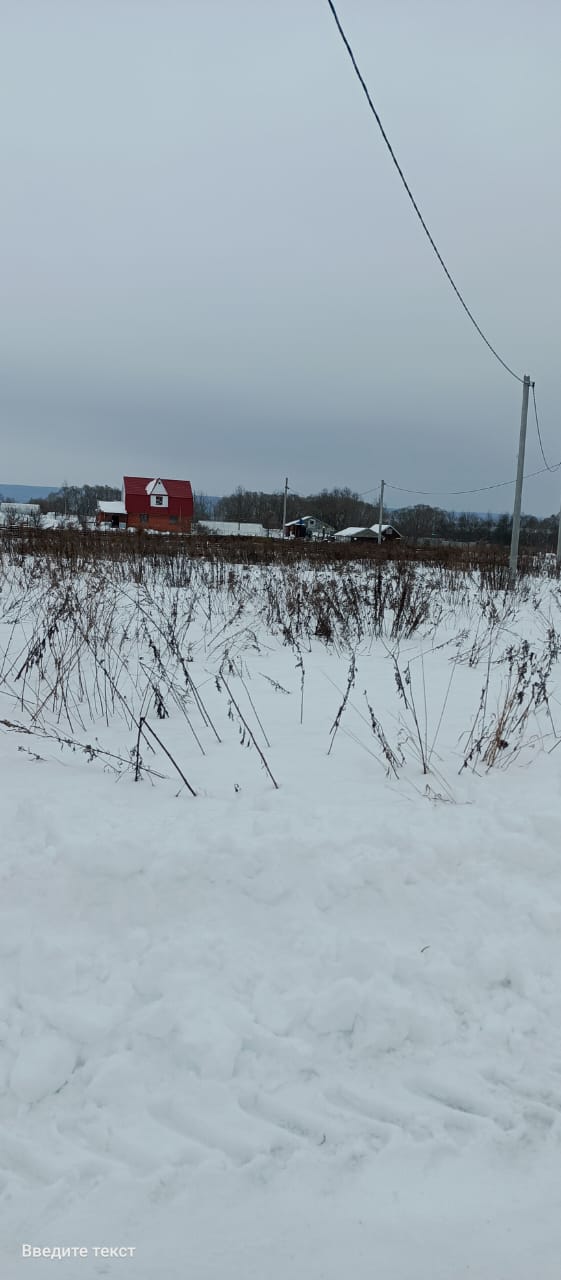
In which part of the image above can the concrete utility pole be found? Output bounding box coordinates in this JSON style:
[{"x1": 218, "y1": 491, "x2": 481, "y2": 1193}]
[
  {"x1": 509, "y1": 375, "x2": 531, "y2": 584},
  {"x1": 556, "y1": 494, "x2": 561, "y2": 569},
  {"x1": 377, "y1": 479, "x2": 385, "y2": 545},
  {"x1": 282, "y1": 477, "x2": 288, "y2": 539}
]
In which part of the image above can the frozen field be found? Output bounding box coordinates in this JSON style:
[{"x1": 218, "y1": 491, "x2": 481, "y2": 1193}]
[{"x1": 1, "y1": 546, "x2": 561, "y2": 1277}]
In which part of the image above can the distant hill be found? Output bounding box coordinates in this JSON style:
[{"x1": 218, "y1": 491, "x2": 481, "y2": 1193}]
[{"x1": 0, "y1": 484, "x2": 58, "y2": 502}]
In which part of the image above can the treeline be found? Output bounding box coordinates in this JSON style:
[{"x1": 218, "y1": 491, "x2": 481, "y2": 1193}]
[
  {"x1": 195, "y1": 487, "x2": 559, "y2": 548},
  {"x1": 195, "y1": 487, "x2": 385, "y2": 531},
  {"x1": 388, "y1": 505, "x2": 558, "y2": 548},
  {"x1": 36, "y1": 485, "x2": 121, "y2": 519}
]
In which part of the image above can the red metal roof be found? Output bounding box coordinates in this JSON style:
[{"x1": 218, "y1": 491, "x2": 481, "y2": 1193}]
[{"x1": 123, "y1": 476, "x2": 192, "y2": 501}]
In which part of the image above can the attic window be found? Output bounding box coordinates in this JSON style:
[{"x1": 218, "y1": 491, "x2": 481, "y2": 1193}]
[{"x1": 155, "y1": 495, "x2": 164, "y2": 506}]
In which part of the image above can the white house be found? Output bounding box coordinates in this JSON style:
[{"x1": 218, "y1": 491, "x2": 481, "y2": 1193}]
[
  {"x1": 334, "y1": 524, "x2": 401, "y2": 543},
  {"x1": 0, "y1": 502, "x2": 41, "y2": 526},
  {"x1": 284, "y1": 515, "x2": 335, "y2": 540}
]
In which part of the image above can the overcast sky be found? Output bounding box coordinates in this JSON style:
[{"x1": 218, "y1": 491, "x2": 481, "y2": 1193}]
[{"x1": 1, "y1": 0, "x2": 560, "y2": 512}]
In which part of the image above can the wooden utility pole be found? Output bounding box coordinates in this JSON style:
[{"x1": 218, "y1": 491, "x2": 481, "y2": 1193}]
[
  {"x1": 282, "y1": 477, "x2": 288, "y2": 538},
  {"x1": 509, "y1": 375, "x2": 531, "y2": 584},
  {"x1": 377, "y1": 479, "x2": 385, "y2": 544}
]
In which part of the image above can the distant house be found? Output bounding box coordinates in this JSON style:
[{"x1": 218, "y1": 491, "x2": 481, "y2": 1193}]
[
  {"x1": 284, "y1": 515, "x2": 334, "y2": 540},
  {"x1": 197, "y1": 520, "x2": 272, "y2": 538},
  {"x1": 97, "y1": 477, "x2": 193, "y2": 534},
  {"x1": 95, "y1": 500, "x2": 127, "y2": 531},
  {"x1": 333, "y1": 523, "x2": 402, "y2": 543},
  {"x1": 371, "y1": 523, "x2": 401, "y2": 541},
  {"x1": 0, "y1": 501, "x2": 40, "y2": 526},
  {"x1": 42, "y1": 512, "x2": 82, "y2": 530}
]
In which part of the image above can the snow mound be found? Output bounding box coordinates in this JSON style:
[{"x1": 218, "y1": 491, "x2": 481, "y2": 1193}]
[{"x1": 10, "y1": 1034, "x2": 77, "y2": 1104}]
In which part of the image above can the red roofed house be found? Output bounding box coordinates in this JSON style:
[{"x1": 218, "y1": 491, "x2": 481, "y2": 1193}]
[{"x1": 97, "y1": 477, "x2": 193, "y2": 533}]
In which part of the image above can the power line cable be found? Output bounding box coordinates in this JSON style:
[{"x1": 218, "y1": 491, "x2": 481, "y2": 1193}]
[
  {"x1": 325, "y1": 0, "x2": 524, "y2": 384},
  {"x1": 531, "y1": 382, "x2": 555, "y2": 472},
  {"x1": 358, "y1": 461, "x2": 561, "y2": 501},
  {"x1": 385, "y1": 465, "x2": 561, "y2": 496}
]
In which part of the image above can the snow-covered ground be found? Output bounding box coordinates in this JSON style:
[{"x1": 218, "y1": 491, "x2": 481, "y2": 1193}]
[{"x1": 1, "y1": 550, "x2": 561, "y2": 1276}]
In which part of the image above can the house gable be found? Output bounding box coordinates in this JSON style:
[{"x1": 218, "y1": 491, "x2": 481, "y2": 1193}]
[
  {"x1": 145, "y1": 478, "x2": 167, "y2": 495},
  {"x1": 146, "y1": 478, "x2": 169, "y2": 509}
]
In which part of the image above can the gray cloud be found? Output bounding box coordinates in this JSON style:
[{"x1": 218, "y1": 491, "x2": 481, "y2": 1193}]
[{"x1": 1, "y1": 0, "x2": 560, "y2": 511}]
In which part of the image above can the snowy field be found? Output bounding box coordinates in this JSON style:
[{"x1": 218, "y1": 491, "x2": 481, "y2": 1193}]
[{"x1": 1, "y1": 545, "x2": 561, "y2": 1277}]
